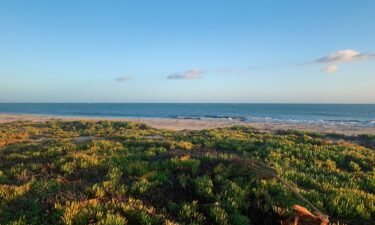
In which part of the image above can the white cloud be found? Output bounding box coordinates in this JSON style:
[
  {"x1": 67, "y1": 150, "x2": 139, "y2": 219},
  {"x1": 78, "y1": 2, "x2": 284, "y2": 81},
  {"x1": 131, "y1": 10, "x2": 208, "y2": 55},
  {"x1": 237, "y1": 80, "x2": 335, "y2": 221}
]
[
  {"x1": 321, "y1": 64, "x2": 338, "y2": 73},
  {"x1": 167, "y1": 69, "x2": 204, "y2": 80},
  {"x1": 316, "y1": 49, "x2": 374, "y2": 63},
  {"x1": 115, "y1": 76, "x2": 132, "y2": 82}
]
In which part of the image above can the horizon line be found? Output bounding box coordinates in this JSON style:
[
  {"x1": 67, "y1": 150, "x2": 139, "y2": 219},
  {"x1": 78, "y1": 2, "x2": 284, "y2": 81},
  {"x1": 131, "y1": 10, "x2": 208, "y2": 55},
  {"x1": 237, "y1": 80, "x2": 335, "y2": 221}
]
[{"x1": 1, "y1": 102, "x2": 375, "y2": 105}]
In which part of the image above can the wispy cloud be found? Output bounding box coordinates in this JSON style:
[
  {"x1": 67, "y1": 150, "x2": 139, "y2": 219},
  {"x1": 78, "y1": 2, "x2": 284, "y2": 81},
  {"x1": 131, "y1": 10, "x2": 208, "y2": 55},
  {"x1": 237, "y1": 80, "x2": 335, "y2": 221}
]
[
  {"x1": 297, "y1": 49, "x2": 375, "y2": 73},
  {"x1": 216, "y1": 66, "x2": 259, "y2": 75},
  {"x1": 315, "y1": 49, "x2": 375, "y2": 63},
  {"x1": 115, "y1": 76, "x2": 132, "y2": 82},
  {"x1": 216, "y1": 68, "x2": 237, "y2": 74},
  {"x1": 321, "y1": 64, "x2": 338, "y2": 73},
  {"x1": 167, "y1": 69, "x2": 205, "y2": 80}
]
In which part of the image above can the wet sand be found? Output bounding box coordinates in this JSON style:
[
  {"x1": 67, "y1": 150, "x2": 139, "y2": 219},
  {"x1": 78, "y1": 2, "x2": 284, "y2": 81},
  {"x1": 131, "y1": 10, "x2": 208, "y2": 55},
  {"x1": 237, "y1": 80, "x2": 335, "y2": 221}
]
[{"x1": 0, "y1": 113, "x2": 374, "y2": 135}]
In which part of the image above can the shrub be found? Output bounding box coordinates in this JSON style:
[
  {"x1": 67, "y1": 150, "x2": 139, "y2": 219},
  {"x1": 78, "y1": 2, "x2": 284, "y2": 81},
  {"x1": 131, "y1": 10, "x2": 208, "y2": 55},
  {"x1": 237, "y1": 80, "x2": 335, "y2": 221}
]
[
  {"x1": 61, "y1": 161, "x2": 75, "y2": 175},
  {"x1": 229, "y1": 213, "x2": 252, "y2": 225},
  {"x1": 9, "y1": 216, "x2": 27, "y2": 225},
  {"x1": 0, "y1": 170, "x2": 7, "y2": 183},
  {"x1": 324, "y1": 159, "x2": 337, "y2": 171},
  {"x1": 179, "y1": 201, "x2": 206, "y2": 224},
  {"x1": 193, "y1": 175, "x2": 214, "y2": 199},
  {"x1": 175, "y1": 141, "x2": 194, "y2": 150},
  {"x1": 171, "y1": 158, "x2": 201, "y2": 176},
  {"x1": 97, "y1": 213, "x2": 127, "y2": 225},
  {"x1": 131, "y1": 180, "x2": 153, "y2": 194},
  {"x1": 108, "y1": 167, "x2": 122, "y2": 189},
  {"x1": 208, "y1": 205, "x2": 229, "y2": 225},
  {"x1": 349, "y1": 161, "x2": 361, "y2": 173},
  {"x1": 218, "y1": 181, "x2": 248, "y2": 211},
  {"x1": 178, "y1": 174, "x2": 190, "y2": 189}
]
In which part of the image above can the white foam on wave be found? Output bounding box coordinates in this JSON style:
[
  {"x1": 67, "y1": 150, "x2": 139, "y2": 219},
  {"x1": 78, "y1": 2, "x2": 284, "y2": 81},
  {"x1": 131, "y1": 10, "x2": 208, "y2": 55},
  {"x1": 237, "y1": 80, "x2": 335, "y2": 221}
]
[{"x1": 243, "y1": 116, "x2": 375, "y2": 127}]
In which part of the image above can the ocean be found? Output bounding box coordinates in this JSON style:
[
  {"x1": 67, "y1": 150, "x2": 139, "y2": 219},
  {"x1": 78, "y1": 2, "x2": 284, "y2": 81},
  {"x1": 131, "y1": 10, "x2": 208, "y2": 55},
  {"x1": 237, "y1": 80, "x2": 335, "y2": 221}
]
[{"x1": 0, "y1": 103, "x2": 374, "y2": 127}]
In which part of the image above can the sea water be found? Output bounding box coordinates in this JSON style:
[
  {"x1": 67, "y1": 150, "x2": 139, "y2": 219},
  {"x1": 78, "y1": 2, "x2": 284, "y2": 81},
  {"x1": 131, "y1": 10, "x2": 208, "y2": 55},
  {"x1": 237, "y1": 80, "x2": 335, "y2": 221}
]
[{"x1": 0, "y1": 103, "x2": 374, "y2": 127}]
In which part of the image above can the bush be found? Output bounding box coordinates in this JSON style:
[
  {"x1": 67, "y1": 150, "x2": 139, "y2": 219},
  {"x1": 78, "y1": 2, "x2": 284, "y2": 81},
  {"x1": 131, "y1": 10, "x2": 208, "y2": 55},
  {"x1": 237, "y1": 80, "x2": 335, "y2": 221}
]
[
  {"x1": 130, "y1": 180, "x2": 153, "y2": 194},
  {"x1": 208, "y1": 205, "x2": 229, "y2": 225},
  {"x1": 97, "y1": 213, "x2": 127, "y2": 225},
  {"x1": 217, "y1": 181, "x2": 248, "y2": 211},
  {"x1": 193, "y1": 175, "x2": 214, "y2": 199},
  {"x1": 229, "y1": 213, "x2": 252, "y2": 225},
  {"x1": 175, "y1": 141, "x2": 194, "y2": 150},
  {"x1": 179, "y1": 201, "x2": 206, "y2": 224}
]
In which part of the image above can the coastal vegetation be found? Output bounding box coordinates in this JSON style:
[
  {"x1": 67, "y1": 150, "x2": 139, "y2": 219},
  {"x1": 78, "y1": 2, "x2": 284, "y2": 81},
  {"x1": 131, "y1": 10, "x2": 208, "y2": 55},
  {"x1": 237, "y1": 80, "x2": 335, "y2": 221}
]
[{"x1": 0, "y1": 120, "x2": 374, "y2": 225}]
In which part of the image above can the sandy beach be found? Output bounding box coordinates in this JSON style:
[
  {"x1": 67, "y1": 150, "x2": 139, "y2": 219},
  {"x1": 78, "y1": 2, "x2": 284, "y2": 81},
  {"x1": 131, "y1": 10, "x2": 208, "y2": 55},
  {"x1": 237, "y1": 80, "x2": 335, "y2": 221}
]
[{"x1": 1, "y1": 113, "x2": 374, "y2": 135}]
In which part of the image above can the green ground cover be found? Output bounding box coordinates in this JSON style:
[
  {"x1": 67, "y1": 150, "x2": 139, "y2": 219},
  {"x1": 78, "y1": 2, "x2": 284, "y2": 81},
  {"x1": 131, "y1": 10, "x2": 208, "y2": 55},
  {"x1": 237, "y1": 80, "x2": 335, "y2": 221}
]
[{"x1": 0, "y1": 121, "x2": 374, "y2": 225}]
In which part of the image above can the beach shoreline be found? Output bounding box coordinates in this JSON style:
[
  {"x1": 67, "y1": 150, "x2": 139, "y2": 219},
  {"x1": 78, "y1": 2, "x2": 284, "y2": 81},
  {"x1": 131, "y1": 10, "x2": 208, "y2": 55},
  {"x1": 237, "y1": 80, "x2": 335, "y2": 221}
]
[{"x1": 1, "y1": 113, "x2": 374, "y2": 135}]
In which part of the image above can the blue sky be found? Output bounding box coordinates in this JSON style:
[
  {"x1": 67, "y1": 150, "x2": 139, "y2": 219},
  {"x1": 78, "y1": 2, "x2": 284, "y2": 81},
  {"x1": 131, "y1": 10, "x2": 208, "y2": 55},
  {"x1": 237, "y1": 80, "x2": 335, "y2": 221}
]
[{"x1": 1, "y1": 0, "x2": 374, "y2": 103}]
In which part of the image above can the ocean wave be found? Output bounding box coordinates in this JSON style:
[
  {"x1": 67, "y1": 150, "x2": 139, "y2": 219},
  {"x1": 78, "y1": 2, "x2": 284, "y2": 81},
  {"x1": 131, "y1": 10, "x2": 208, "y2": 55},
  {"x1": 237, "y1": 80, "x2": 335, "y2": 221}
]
[
  {"x1": 171, "y1": 115, "x2": 375, "y2": 127},
  {"x1": 175, "y1": 115, "x2": 245, "y2": 121},
  {"x1": 242, "y1": 117, "x2": 375, "y2": 127}
]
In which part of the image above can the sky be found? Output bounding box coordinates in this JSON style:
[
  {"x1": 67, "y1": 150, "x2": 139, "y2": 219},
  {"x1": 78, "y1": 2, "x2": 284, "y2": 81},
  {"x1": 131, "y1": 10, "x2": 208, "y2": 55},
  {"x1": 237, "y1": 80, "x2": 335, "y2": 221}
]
[{"x1": 0, "y1": 0, "x2": 374, "y2": 103}]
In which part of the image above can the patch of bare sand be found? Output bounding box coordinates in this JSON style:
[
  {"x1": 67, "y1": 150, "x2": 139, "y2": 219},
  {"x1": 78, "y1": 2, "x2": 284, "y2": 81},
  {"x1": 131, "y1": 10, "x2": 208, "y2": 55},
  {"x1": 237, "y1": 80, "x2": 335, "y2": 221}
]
[{"x1": 1, "y1": 113, "x2": 374, "y2": 135}]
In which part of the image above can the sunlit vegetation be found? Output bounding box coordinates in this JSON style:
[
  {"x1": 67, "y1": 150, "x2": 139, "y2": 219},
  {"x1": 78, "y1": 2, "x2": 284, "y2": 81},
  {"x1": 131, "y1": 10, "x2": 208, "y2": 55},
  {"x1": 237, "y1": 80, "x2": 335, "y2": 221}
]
[{"x1": 0, "y1": 120, "x2": 374, "y2": 225}]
